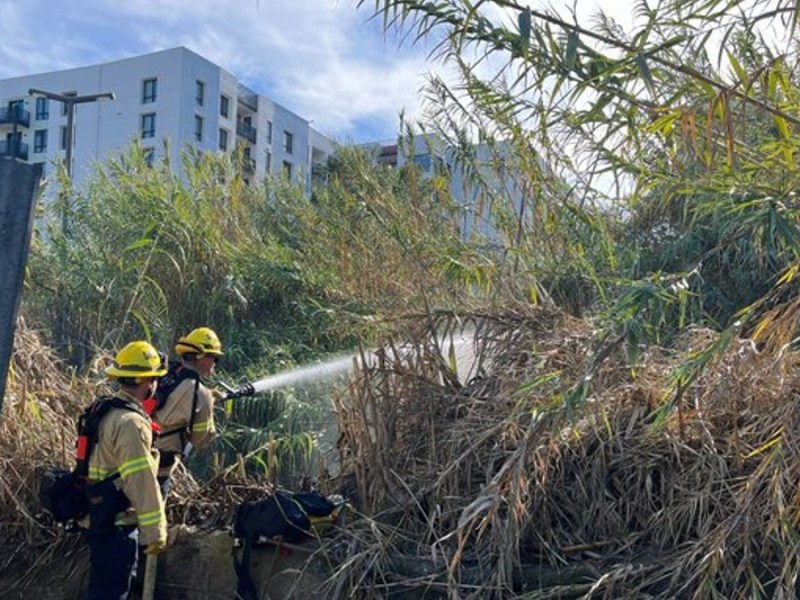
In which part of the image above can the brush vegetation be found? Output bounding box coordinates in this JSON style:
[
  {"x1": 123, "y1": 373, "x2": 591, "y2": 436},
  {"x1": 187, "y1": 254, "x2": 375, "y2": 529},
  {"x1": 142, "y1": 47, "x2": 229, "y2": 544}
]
[{"x1": 6, "y1": 0, "x2": 800, "y2": 597}]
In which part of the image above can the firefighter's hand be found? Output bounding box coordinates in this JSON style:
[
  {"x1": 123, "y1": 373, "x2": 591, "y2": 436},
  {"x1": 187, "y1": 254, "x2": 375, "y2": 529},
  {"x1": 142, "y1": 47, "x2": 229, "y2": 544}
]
[{"x1": 145, "y1": 539, "x2": 166, "y2": 555}]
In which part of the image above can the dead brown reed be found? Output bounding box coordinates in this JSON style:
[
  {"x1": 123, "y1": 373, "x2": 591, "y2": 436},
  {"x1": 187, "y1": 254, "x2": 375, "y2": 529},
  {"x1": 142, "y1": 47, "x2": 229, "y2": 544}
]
[
  {"x1": 8, "y1": 308, "x2": 800, "y2": 599},
  {"x1": 330, "y1": 306, "x2": 800, "y2": 599},
  {"x1": 0, "y1": 318, "x2": 269, "y2": 596},
  {"x1": 0, "y1": 317, "x2": 97, "y2": 588}
]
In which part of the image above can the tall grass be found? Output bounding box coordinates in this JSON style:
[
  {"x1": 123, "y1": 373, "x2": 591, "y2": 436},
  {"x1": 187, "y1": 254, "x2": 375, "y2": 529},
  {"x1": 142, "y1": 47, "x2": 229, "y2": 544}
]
[{"x1": 22, "y1": 141, "x2": 502, "y2": 480}]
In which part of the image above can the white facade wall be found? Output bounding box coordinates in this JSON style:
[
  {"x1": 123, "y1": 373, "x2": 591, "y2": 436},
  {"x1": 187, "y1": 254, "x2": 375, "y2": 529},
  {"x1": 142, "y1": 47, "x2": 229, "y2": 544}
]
[
  {"x1": 368, "y1": 134, "x2": 525, "y2": 245},
  {"x1": 0, "y1": 47, "x2": 335, "y2": 190}
]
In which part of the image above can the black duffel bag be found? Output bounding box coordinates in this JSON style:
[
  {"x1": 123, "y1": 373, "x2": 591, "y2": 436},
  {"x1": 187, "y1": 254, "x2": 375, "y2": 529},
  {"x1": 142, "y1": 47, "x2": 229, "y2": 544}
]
[
  {"x1": 233, "y1": 489, "x2": 340, "y2": 600},
  {"x1": 234, "y1": 489, "x2": 311, "y2": 545}
]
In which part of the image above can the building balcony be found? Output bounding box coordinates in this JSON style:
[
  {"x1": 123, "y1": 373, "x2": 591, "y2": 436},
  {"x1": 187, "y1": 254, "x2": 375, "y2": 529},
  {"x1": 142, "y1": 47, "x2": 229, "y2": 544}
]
[
  {"x1": 377, "y1": 144, "x2": 398, "y2": 167},
  {"x1": 236, "y1": 120, "x2": 257, "y2": 144},
  {"x1": 0, "y1": 140, "x2": 29, "y2": 161},
  {"x1": 0, "y1": 106, "x2": 30, "y2": 128}
]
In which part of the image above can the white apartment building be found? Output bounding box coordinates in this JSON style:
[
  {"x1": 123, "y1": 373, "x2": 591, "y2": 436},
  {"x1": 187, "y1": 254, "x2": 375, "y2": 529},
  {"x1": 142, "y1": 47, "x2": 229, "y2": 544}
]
[
  {"x1": 0, "y1": 47, "x2": 335, "y2": 191},
  {"x1": 366, "y1": 134, "x2": 525, "y2": 245}
]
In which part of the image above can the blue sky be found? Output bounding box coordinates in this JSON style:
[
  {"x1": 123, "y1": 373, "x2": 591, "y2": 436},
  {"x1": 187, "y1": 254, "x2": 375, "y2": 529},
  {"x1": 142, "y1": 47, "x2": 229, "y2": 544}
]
[
  {"x1": 0, "y1": 0, "x2": 627, "y2": 144},
  {"x1": 0, "y1": 0, "x2": 439, "y2": 144}
]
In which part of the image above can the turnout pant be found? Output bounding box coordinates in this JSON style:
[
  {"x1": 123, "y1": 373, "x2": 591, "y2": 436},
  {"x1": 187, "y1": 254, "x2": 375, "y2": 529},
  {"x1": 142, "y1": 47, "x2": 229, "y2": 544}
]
[{"x1": 86, "y1": 525, "x2": 139, "y2": 600}]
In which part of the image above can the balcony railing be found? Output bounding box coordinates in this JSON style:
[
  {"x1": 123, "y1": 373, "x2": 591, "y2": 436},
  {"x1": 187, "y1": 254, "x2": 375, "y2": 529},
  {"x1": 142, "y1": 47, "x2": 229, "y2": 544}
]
[
  {"x1": 0, "y1": 140, "x2": 29, "y2": 161},
  {"x1": 0, "y1": 106, "x2": 30, "y2": 128},
  {"x1": 236, "y1": 120, "x2": 257, "y2": 144}
]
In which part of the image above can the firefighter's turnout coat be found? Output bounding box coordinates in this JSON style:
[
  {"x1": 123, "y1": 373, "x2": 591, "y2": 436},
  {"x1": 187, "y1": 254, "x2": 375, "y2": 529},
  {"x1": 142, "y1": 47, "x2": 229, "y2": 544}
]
[
  {"x1": 87, "y1": 390, "x2": 166, "y2": 546},
  {"x1": 154, "y1": 371, "x2": 215, "y2": 480}
]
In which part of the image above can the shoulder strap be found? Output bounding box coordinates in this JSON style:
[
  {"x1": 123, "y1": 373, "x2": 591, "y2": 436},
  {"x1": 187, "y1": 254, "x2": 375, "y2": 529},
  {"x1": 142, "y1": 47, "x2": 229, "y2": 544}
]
[
  {"x1": 175, "y1": 377, "x2": 201, "y2": 456},
  {"x1": 188, "y1": 377, "x2": 201, "y2": 437}
]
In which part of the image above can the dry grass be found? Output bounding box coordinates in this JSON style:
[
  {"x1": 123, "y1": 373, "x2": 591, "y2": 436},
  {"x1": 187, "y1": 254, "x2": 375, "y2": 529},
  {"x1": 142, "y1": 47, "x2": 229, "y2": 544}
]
[
  {"x1": 7, "y1": 309, "x2": 800, "y2": 599},
  {"x1": 0, "y1": 318, "x2": 266, "y2": 594},
  {"x1": 0, "y1": 317, "x2": 96, "y2": 586},
  {"x1": 330, "y1": 305, "x2": 800, "y2": 599}
]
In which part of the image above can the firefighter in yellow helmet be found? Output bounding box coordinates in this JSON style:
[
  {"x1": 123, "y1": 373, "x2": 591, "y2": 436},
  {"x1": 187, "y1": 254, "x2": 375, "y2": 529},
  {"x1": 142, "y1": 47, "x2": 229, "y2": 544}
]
[
  {"x1": 85, "y1": 340, "x2": 167, "y2": 600},
  {"x1": 152, "y1": 327, "x2": 222, "y2": 490}
]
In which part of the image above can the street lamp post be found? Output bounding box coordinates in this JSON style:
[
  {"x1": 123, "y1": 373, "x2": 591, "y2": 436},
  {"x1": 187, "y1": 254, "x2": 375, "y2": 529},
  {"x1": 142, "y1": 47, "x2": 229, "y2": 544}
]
[{"x1": 28, "y1": 88, "x2": 115, "y2": 177}]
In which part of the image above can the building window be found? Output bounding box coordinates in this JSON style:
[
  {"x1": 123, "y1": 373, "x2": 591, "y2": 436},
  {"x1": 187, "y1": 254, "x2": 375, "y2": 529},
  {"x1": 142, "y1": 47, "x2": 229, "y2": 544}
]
[
  {"x1": 265, "y1": 150, "x2": 271, "y2": 172},
  {"x1": 142, "y1": 78, "x2": 157, "y2": 103},
  {"x1": 33, "y1": 129, "x2": 47, "y2": 153},
  {"x1": 143, "y1": 147, "x2": 155, "y2": 167},
  {"x1": 283, "y1": 131, "x2": 293, "y2": 154},
  {"x1": 195, "y1": 80, "x2": 205, "y2": 107},
  {"x1": 140, "y1": 113, "x2": 156, "y2": 139},
  {"x1": 414, "y1": 153, "x2": 432, "y2": 171},
  {"x1": 266, "y1": 121, "x2": 273, "y2": 144},
  {"x1": 283, "y1": 160, "x2": 292, "y2": 178},
  {"x1": 218, "y1": 128, "x2": 228, "y2": 152},
  {"x1": 60, "y1": 126, "x2": 68, "y2": 150},
  {"x1": 194, "y1": 115, "x2": 203, "y2": 142},
  {"x1": 35, "y1": 97, "x2": 49, "y2": 120},
  {"x1": 220, "y1": 95, "x2": 229, "y2": 118}
]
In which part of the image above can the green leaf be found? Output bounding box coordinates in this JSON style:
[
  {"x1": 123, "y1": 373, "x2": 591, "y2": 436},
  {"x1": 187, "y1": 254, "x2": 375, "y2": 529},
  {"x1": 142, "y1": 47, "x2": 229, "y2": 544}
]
[
  {"x1": 774, "y1": 115, "x2": 790, "y2": 141},
  {"x1": 635, "y1": 54, "x2": 655, "y2": 93},
  {"x1": 726, "y1": 50, "x2": 747, "y2": 85},
  {"x1": 124, "y1": 238, "x2": 155, "y2": 252},
  {"x1": 518, "y1": 7, "x2": 531, "y2": 51},
  {"x1": 565, "y1": 31, "x2": 579, "y2": 71},
  {"x1": 767, "y1": 68, "x2": 779, "y2": 98}
]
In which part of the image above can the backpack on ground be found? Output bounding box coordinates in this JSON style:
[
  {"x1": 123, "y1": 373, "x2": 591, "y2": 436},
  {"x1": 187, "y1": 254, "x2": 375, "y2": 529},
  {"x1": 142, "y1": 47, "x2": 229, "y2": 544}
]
[
  {"x1": 39, "y1": 396, "x2": 143, "y2": 526},
  {"x1": 231, "y1": 489, "x2": 344, "y2": 600}
]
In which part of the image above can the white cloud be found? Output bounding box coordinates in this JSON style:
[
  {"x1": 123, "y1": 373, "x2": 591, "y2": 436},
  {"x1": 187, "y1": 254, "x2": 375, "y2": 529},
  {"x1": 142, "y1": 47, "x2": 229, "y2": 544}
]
[
  {"x1": 0, "y1": 0, "x2": 439, "y2": 141},
  {"x1": 98, "y1": 0, "x2": 439, "y2": 138}
]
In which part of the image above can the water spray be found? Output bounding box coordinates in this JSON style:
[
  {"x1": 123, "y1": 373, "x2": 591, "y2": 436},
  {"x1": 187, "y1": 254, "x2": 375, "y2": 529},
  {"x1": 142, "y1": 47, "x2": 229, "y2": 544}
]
[
  {"x1": 214, "y1": 332, "x2": 477, "y2": 406},
  {"x1": 215, "y1": 354, "x2": 355, "y2": 410}
]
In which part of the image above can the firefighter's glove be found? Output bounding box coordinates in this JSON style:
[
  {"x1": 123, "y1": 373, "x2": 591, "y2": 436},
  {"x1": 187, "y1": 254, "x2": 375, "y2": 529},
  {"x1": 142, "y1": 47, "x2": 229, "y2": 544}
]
[{"x1": 145, "y1": 539, "x2": 167, "y2": 555}]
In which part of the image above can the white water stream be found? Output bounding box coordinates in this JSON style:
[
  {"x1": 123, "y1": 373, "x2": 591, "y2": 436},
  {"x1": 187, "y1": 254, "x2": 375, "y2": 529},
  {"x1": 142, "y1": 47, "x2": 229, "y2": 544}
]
[
  {"x1": 235, "y1": 335, "x2": 480, "y2": 478},
  {"x1": 249, "y1": 354, "x2": 354, "y2": 394},
  {"x1": 245, "y1": 333, "x2": 479, "y2": 395}
]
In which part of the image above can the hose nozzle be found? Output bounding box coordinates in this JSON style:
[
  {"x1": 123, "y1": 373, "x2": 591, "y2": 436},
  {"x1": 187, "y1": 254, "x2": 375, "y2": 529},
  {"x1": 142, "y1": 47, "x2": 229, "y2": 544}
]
[
  {"x1": 217, "y1": 381, "x2": 255, "y2": 400},
  {"x1": 232, "y1": 382, "x2": 255, "y2": 399}
]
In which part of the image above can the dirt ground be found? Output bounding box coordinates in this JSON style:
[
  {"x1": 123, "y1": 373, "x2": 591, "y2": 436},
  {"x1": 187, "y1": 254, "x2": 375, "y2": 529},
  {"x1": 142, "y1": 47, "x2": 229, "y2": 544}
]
[{"x1": 0, "y1": 525, "x2": 331, "y2": 600}]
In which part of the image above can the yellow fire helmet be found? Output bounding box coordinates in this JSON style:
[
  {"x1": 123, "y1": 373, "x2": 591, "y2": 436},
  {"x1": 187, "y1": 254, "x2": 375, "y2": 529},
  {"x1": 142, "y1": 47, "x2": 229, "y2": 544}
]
[
  {"x1": 174, "y1": 327, "x2": 224, "y2": 357},
  {"x1": 105, "y1": 340, "x2": 168, "y2": 379}
]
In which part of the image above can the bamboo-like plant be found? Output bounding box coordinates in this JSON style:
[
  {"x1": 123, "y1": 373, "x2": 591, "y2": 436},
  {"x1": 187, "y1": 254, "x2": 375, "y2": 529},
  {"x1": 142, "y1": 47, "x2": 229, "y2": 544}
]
[
  {"x1": 22, "y1": 138, "x2": 502, "y2": 483},
  {"x1": 356, "y1": 0, "x2": 800, "y2": 384}
]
